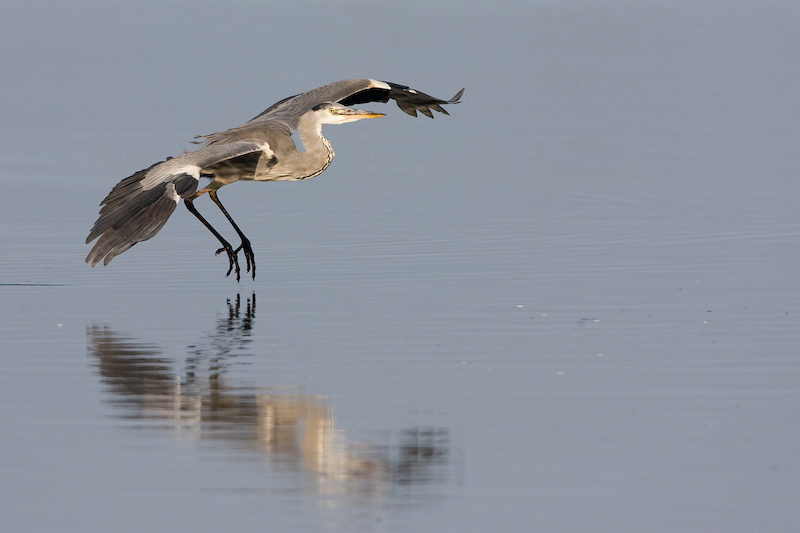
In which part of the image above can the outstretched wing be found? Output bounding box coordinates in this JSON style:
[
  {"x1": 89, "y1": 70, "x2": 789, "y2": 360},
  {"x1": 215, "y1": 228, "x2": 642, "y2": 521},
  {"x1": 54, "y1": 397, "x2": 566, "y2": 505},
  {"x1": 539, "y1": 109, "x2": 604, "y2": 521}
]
[
  {"x1": 339, "y1": 81, "x2": 464, "y2": 118},
  {"x1": 249, "y1": 79, "x2": 464, "y2": 130},
  {"x1": 86, "y1": 141, "x2": 272, "y2": 266}
]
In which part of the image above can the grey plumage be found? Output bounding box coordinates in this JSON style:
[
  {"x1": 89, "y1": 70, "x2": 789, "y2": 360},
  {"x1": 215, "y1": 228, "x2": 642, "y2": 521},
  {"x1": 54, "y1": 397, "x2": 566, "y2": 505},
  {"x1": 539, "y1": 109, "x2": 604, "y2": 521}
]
[{"x1": 86, "y1": 78, "x2": 463, "y2": 280}]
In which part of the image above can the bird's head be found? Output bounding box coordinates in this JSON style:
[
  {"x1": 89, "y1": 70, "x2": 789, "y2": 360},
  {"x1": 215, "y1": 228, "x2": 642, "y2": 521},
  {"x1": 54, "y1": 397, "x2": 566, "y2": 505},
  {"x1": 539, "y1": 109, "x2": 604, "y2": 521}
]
[{"x1": 313, "y1": 102, "x2": 385, "y2": 125}]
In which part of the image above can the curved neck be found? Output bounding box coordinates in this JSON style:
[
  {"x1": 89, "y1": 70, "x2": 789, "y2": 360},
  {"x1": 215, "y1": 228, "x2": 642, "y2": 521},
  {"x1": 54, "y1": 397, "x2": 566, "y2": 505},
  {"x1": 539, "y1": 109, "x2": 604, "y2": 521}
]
[{"x1": 295, "y1": 115, "x2": 334, "y2": 180}]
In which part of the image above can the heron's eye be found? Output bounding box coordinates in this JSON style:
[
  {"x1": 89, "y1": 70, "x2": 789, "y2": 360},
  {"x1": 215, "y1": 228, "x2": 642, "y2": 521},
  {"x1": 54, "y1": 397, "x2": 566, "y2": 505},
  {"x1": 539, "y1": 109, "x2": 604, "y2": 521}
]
[{"x1": 329, "y1": 107, "x2": 335, "y2": 114}]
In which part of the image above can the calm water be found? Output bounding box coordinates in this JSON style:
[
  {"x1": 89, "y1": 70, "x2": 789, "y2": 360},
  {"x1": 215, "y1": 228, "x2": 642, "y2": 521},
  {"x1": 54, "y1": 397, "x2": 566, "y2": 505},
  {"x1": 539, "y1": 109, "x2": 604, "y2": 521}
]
[{"x1": 2, "y1": 1, "x2": 800, "y2": 531}]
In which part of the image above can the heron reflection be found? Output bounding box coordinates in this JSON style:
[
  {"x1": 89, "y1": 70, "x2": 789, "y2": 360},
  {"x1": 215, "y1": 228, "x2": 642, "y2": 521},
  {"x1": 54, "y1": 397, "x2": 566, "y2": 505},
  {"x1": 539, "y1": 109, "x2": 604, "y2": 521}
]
[{"x1": 87, "y1": 294, "x2": 449, "y2": 494}]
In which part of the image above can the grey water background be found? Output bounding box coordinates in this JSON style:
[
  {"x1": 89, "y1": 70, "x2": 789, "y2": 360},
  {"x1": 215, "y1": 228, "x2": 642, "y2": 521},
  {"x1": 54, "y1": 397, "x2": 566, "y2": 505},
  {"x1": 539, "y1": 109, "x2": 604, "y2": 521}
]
[{"x1": 2, "y1": 1, "x2": 799, "y2": 531}]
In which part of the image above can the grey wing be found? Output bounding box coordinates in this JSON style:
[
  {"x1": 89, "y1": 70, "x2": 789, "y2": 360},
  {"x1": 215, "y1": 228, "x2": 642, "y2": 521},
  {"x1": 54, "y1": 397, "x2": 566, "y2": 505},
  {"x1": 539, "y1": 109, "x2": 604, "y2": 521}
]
[
  {"x1": 249, "y1": 79, "x2": 464, "y2": 129},
  {"x1": 86, "y1": 141, "x2": 271, "y2": 266}
]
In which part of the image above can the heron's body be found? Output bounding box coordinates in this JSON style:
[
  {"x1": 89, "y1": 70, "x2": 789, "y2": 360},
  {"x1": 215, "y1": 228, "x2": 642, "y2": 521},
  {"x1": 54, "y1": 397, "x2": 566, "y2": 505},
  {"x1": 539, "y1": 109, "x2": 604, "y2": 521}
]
[{"x1": 86, "y1": 78, "x2": 463, "y2": 281}]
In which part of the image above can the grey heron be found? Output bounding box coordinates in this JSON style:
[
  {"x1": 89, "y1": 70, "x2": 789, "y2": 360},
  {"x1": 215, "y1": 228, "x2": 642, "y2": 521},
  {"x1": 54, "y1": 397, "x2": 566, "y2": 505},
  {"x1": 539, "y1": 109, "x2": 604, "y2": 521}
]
[{"x1": 86, "y1": 78, "x2": 463, "y2": 281}]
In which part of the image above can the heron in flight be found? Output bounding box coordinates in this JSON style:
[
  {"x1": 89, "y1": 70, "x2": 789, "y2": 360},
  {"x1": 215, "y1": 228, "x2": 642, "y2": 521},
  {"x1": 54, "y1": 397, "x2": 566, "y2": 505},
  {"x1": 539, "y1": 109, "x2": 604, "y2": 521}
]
[{"x1": 86, "y1": 78, "x2": 463, "y2": 281}]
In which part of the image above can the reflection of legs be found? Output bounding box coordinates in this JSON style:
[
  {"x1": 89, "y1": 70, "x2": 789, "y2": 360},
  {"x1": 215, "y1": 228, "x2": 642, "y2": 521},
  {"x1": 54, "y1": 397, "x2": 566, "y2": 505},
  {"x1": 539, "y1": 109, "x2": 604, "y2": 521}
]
[
  {"x1": 184, "y1": 192, "x2": 250, "y2": 282},
  {"x1": 209, "y1": 190, "x2": 255, "y2": 280}
]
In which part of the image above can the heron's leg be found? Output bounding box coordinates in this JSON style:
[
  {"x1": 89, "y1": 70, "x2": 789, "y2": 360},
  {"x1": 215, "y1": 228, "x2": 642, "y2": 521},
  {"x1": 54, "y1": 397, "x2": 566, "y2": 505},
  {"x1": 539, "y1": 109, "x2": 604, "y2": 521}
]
[
  {"x1": 209, "y1": 190, "x2": 256, "y2": 280},
  {"x1": 184, "y1": 195, "x2": 243, "y2": 282}
]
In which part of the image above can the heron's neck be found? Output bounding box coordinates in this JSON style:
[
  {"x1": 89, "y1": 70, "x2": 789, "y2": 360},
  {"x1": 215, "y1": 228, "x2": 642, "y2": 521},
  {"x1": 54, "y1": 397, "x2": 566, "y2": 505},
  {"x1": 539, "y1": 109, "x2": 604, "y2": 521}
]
[{"x1": 296, "y1": 117, "x2": 334, "y2": 180}]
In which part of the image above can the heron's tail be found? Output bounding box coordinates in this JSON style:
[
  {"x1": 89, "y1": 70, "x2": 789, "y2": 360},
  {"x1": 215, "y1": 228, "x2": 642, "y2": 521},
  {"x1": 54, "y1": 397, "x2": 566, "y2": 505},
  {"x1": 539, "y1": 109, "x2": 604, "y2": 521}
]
[{"x1": 85, "y1": 160, "x2": 199, "y2": 267}]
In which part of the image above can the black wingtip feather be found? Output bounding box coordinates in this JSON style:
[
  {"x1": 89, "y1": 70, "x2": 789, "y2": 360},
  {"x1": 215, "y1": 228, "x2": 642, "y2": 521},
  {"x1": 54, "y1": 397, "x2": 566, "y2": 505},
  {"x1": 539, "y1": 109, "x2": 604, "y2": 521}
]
[{"x1": 383, "y1": 82, "x2": 464, "y2": 118}]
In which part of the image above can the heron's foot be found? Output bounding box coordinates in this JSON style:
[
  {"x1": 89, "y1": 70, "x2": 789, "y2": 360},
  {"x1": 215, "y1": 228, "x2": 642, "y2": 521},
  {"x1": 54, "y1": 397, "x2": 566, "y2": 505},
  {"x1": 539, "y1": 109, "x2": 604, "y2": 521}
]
[
  {"x1": 215, "y1": 237, "x2": 255, "y2": 282},
  {"x1": 232, "y1": 236, "x2": 256, "y2": 280},
  {"x1": 215, "y1": 241, "x2": 242, "y2": 282}
]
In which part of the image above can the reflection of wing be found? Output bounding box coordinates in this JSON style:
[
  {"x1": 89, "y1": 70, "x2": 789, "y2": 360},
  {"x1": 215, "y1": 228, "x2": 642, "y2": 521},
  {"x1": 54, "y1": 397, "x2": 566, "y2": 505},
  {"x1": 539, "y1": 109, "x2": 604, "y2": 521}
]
[
  {"x1": 249, "y1": 78, "x2": 465, "y2": 129},
  {"x1": 86, "y1": 324, "x2": 175, "y2": 399},
  {"x1": 85, "y1": 141, "x2": 273, "y2": 266}
]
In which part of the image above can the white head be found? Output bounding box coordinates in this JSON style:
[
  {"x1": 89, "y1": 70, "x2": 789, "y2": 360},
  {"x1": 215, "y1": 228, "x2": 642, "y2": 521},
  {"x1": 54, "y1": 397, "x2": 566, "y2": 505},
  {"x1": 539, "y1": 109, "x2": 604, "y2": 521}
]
[{"x1": 312, "y1": 102, "x2": 386, "y2": 125}]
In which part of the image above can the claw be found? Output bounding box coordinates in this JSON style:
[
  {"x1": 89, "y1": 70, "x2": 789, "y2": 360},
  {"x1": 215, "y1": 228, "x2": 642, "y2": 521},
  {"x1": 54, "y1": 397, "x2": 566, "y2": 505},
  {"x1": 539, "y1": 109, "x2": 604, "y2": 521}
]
[
  {"x1": 215, "y1": 242, "x2": 241, "y2": 282},
  {"x1": 212, "y1": 238, "x2": 254, "y2": 282},
  {"x1": 232, "y1": 237, "x2": 256, "y2": 280}
]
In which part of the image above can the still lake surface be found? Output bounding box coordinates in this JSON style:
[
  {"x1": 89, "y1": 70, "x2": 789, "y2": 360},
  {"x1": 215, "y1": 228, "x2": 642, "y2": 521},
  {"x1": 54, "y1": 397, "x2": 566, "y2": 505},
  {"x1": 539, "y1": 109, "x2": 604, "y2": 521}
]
[{"x1": 2, "y1": 2, "x2": 799, "y2": 531}]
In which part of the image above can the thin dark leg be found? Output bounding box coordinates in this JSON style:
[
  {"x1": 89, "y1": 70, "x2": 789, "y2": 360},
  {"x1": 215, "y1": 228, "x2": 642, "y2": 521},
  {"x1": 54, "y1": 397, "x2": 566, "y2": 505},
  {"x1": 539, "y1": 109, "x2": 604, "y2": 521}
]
[
  {"x1": 184, "y1": 196, "x2": 242, "y2": 282},
  {"x1": 209, "y1": 190, "x2": 256, "y2": 280}
]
